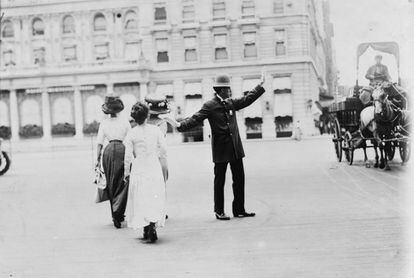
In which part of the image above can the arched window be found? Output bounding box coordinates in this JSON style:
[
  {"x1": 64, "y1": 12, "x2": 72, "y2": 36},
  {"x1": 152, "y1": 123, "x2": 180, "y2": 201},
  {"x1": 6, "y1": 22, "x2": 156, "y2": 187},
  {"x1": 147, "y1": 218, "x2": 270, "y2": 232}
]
[
  {"x1": 93, "y1": 13, "x2": 107, "y2": 32},
  {"x1": 1, "y1": 20, "x2": 14, "y2": 38},
  {"x1": 20, "y1": 99, "x2": 41, "y2": 126},
  {"x1": 62, "y1": 15, "x2": 75, "y2": 34},
  {"x1": 32, "y1": 18, "x2": 45, "y2": 36},
  {"x1": 84, "y1": 95, "x2": 104, "y2": 123},
  {"x1": 124, "y1": 11, "x2": 138, "y2": 30},
  {"x1": 0, "y1": 101, "x2": 9, "y2": 126},
  {"x1": 52, "y1": 97, "x2": 74, "y2": 124}
]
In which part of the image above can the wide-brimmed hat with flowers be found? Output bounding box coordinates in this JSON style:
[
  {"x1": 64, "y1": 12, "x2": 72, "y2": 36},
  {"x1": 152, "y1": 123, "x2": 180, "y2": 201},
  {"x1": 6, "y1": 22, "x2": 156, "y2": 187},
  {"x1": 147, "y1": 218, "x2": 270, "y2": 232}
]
[
  {"x1": 145, "y1": 93, "x2": 170, "y2": 115},
  {"x1": 101, "y1": 96, "x2": 124, "y2": 114}
]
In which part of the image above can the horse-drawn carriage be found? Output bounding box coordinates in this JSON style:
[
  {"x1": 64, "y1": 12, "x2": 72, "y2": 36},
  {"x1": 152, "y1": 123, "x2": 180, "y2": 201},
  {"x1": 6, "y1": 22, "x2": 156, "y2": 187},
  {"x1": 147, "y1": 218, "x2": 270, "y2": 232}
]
[
  {"x1": 329, "y1": 42, "x2": 410, "y2": 169},
  {"x1": 0, "y1": 138, "x2": 11, "y2": 175}
]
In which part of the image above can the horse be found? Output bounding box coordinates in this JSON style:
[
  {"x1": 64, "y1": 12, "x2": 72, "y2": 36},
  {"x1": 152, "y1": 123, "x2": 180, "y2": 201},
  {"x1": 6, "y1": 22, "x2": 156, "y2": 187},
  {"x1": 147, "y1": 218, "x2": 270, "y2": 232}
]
[{"x1": 358, "y1": 86, "x2": 400, "y2": 170}]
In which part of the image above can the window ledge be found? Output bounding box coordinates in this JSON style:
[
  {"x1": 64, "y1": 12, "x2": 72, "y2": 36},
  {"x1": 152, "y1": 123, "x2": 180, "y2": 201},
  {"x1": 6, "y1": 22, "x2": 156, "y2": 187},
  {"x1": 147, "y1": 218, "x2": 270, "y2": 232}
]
[
  {"x1": 178, "y1": 22, "x2": 201, "y2": 31},
  {"x1": 208, "y1": 19, "x2": 231, "y2": 29},
  {"x1": 150, "y1": 24, "x2": 172, "y2": 33},
  {"x1": 237, "y1": 17, "x2": 260, "y2": 26}
]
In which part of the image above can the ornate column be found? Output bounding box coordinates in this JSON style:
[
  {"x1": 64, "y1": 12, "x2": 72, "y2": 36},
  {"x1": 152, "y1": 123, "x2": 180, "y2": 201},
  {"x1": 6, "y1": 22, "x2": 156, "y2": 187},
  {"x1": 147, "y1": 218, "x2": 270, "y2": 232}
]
[
  {"x1": 106, "y1": 83, "x2": 114, "y2": 95},
  {"x1": 73, "y1": 86, "x2": 84, "y2": 139},
  {"x1": 139, "y1": 82, "x2": 148, "y2": 101},
  {"x1": 41, "y1": 88, "x2": 52, "y2": 140},
  {"x1": 9, "y1": 89, "x2": 20, "y2": 141},
  {"x1": 262, "y1": 72, "x2": 275, "y2": 139}
]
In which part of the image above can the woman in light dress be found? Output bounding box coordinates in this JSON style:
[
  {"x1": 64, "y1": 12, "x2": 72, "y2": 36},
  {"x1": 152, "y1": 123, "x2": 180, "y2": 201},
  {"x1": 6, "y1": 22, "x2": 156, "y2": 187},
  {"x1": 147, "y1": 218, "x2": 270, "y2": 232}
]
[
  {"x1": 96, "y1": 96, "x2": 131, "y2": 228},
  {"x1": 124, "y1": 102, "x2": 168, "y2": 243}
]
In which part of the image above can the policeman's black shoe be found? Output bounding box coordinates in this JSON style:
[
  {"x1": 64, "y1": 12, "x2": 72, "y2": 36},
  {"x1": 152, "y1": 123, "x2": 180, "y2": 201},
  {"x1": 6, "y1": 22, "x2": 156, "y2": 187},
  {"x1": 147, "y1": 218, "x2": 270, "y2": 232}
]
[
  {"x1": 233, "y1": 212, "x2": 256, "y2": 218},
  {"x1": 113, "y1": 219, "x2": 121, "y2": 229},
  {"x1": 215, "y1": 212, "x2": 231, "y2": 220}
]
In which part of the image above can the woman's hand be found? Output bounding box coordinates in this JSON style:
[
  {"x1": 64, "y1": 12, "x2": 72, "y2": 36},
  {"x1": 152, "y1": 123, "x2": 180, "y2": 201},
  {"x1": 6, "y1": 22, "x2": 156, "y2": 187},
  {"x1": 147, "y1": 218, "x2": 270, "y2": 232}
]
[{"x1": 159, "y1": 114, "x2": 180, "y2": 127}]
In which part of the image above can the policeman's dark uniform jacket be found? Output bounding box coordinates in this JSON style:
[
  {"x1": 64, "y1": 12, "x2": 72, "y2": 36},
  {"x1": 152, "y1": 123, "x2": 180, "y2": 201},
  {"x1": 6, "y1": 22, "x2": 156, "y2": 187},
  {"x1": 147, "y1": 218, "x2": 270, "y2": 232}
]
[{"x1": 177, "y1": 84, "x2": 265, "y2": 215}]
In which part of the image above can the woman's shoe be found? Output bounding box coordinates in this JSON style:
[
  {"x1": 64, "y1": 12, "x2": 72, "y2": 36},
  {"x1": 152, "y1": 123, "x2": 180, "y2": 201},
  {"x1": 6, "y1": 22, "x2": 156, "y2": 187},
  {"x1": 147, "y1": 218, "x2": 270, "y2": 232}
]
[
  {"x1": 215, "y1": 212, "x2": 230, "y2": 220},
  {"x1": 148, "y1": 223, "x2": 158, "y2": 243},
  {"x1": 141, "y1": 226, "x2": 149, "y2": 240}
]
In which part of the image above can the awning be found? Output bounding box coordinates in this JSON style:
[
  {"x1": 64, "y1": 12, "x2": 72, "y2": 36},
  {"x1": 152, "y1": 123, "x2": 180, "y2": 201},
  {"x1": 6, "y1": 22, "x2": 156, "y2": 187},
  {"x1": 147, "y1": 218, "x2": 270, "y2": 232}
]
[
  {"x1": 273, "y1": 93, "x2": 293, "y2": 117},
  {"x1": 155, "y1": 84, "x2": 174, "y2": 98},
  {"x1": 184, "y1": 82, "x2": 202, "y2": 97},
  {"x1": 242, "y1": 79, "x2": 262, "y2": 118},
  {"x1": 357, "y1": 41, "x2": 399, "y2": 66},
  {"x1": 273, "y1": 76, "x2": 292, "y2": 93},
  {"x1": 184, "y1": 97, "x2": 203, "y2": 117}
]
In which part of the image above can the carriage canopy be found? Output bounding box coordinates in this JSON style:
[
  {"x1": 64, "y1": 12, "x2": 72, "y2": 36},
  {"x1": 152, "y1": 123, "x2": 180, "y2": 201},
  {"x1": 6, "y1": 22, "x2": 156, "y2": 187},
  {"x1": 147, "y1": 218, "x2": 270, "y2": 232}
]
[{"x1": 356, "y1": 41, "x2": 400, "y2": 67}]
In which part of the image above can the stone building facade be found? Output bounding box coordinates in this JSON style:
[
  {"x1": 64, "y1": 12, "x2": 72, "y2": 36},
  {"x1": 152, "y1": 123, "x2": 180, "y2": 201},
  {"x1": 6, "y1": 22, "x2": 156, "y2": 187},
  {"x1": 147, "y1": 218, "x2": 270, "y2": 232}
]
[{"x1": 0, "y1": 0, "x2": 335, "y2": 142}]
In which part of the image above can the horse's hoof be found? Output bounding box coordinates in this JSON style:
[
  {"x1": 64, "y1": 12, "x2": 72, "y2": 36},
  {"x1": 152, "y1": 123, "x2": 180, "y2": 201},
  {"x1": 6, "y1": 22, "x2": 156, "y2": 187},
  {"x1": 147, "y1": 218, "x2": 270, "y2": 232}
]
[
  {"x1": 365, "y1": 163, "x2": 371, "y2": 168},
  {"x1": 374, "y1": 163, "x2": 379, "y2": 168},
  {"x1": 384, "y1": 165, "x2": 391, "y2": 171},
  {"x1": 379, "y1": 163, "x2": 385, "y2": 169}
]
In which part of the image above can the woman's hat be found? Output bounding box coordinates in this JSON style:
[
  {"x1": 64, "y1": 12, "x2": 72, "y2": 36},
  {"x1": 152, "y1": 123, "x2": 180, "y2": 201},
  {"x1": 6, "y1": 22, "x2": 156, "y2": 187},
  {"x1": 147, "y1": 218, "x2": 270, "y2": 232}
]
[
  {"x1": 145, "y1": 93, "x2": 170, "y2": 115},
  {"x1": 102, "y1": 96, "x2": 124, "y2": 114},
  {"x1": 213, "y1": 75, "x2": 231, "y2": 88}
]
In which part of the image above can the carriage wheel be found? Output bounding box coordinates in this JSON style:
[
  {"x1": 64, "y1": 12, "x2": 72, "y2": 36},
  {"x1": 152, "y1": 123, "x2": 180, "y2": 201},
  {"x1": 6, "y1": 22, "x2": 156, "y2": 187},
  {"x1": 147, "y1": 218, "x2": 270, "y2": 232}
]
[
  {"x1": 387, "y1": 141, "x2": 396, "y2": 161},
  {"x1": 399, "y1": 141, "x2": 411, "y2": 163},
  {"x1": 343, "y1": 131, "x2": 354, "y2": 165},
  {"x1": 332, "y1": 118, "x2": 342, "y2": 162},
  {"x1": 0, "y1": 151, "x2": 11, "y2": 176}
]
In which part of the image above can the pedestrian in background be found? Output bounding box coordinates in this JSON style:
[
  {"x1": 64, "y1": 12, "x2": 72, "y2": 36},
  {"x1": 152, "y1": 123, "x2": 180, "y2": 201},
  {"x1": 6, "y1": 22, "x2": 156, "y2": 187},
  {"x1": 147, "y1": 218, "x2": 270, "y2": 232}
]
[
  {"x1": 96, "y1": 96, "x2": 130, "y2": 228},
  {"x1": 293, "y1": 120, "x2": 302, "y2": 141},
  {"x1": 124, "y1": 102, "x2": 168, "y2": 243}
]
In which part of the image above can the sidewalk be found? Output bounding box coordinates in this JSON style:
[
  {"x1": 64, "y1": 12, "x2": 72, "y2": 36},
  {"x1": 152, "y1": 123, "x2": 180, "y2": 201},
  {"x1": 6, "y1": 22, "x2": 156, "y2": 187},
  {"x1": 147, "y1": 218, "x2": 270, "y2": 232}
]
[{"x1": 2, "y1": 134, "x2": 332, "y2": 154}]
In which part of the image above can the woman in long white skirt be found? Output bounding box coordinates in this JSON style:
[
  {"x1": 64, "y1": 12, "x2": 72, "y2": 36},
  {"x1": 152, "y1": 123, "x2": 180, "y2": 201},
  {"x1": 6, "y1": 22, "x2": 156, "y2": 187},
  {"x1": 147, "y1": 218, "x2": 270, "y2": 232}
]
[{"x1": 124, "y1": 102, "x2": 168, "y2": 243}]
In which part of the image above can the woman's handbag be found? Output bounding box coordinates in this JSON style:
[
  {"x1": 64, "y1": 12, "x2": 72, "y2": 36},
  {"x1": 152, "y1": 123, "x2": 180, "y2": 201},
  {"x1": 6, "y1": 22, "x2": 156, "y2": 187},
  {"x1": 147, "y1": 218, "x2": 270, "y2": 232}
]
[{"x1": 94, "y1": 166, "x2": 109, "y2": 203}]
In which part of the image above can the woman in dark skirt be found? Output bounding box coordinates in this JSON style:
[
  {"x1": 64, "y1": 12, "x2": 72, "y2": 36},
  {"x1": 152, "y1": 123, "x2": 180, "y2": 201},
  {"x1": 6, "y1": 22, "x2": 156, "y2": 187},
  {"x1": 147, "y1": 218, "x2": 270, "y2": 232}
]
[{"x1": 96, "y1": 96, "x2": 131, "y2": 228}]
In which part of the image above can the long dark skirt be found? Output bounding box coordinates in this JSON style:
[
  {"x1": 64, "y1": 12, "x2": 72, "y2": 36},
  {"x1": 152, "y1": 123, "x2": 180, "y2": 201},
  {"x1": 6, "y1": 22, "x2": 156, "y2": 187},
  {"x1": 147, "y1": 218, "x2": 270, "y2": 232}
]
[{"x1": 102, "y1": 141, "x2": 128, "y2": 222}]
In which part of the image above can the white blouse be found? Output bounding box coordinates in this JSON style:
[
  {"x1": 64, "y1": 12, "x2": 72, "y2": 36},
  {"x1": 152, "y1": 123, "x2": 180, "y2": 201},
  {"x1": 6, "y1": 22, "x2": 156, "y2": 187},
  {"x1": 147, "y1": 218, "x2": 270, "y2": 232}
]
[{"x1": 96, "y1": 116, "x2": 131, "y2": 145}]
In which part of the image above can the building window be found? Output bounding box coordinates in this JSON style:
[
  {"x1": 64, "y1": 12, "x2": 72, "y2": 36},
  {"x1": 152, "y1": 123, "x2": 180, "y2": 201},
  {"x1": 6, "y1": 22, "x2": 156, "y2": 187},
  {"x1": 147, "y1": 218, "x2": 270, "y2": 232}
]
[
  {"x1": 33, "y1": 47, "x2": 46, "y2": 65},
  {"x1": 275, "y1": 29, "x2": 286, "y2": 56},
  {"x1": 182, "y1": 0, "x2": 195, "y2": 23},
  {"x1": 94, "y1": 42, "x2": 109, "y2": 60},
  {"x1": 154, "y1": 5, "x2": 167, "y2": 23},
  {"x1": 214, "y1": 34, "x2": 228, "y2": 60},
  {"x1": 156, "y1": 38, "x2": 169, "y2": 63},
  {"x1": 184, "y1": 36, "x2": 197, "y2": 62},
  {"x1": 124, "y1": 11, "x2": 138, "y2": 30},
  {"x1": 212, "y1": 0, "x2": 226, "y2": 21},
  {"x1": 63, "y1": 45, "x2": 77, "y2": 62},
  {"x1": 1, "y1": 20, "x2": 14, "y2": 38},
  {"x1": 32, "y1": 18, "x2": 44, "y2": 36},
  {"x1": 243, "y1": 32, "x2": 257, "y2": 58},
  {"x1": 124, "y1": 42, "x2": 140, "y2": 60},
  {"x1": 241, "y1": 0, "x2": 255, "y2": 18},
  {"x1": 93, "y1": 13, "x2": 106, "y2": 32},
  {"x1": 62, "y1": 15, "x2": 75, "y2": 34},
  {"x1": 274, "y1": 0, "x2": 284, "y2": 14},
  {"x1": 3, "y1": 49, "x2": 15, "y2": 66},
  {"x1": 273, "y1": 76, "x2": 293, "y2": 138}
]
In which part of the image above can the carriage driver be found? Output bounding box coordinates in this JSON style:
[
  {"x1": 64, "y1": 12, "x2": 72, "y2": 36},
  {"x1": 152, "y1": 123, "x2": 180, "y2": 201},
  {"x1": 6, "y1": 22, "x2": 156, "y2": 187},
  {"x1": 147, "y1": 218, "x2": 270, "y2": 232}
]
[{"x1": 365, "y1": 55, "x2": 391, "y2": 86}]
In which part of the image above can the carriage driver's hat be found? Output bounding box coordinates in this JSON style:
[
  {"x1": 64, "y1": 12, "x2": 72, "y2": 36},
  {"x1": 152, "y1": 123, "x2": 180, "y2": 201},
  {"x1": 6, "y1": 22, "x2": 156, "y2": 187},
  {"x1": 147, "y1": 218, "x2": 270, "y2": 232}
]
[{"x1": 213, "y1": 75, "x2": 231, "y2": 89}]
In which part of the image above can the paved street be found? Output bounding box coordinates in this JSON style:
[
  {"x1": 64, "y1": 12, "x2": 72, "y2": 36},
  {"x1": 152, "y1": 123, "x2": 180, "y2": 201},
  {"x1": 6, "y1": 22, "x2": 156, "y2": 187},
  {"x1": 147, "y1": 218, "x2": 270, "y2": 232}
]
[{"x1": 0, "y1": 137, "x2": 412, "y2": 278}]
